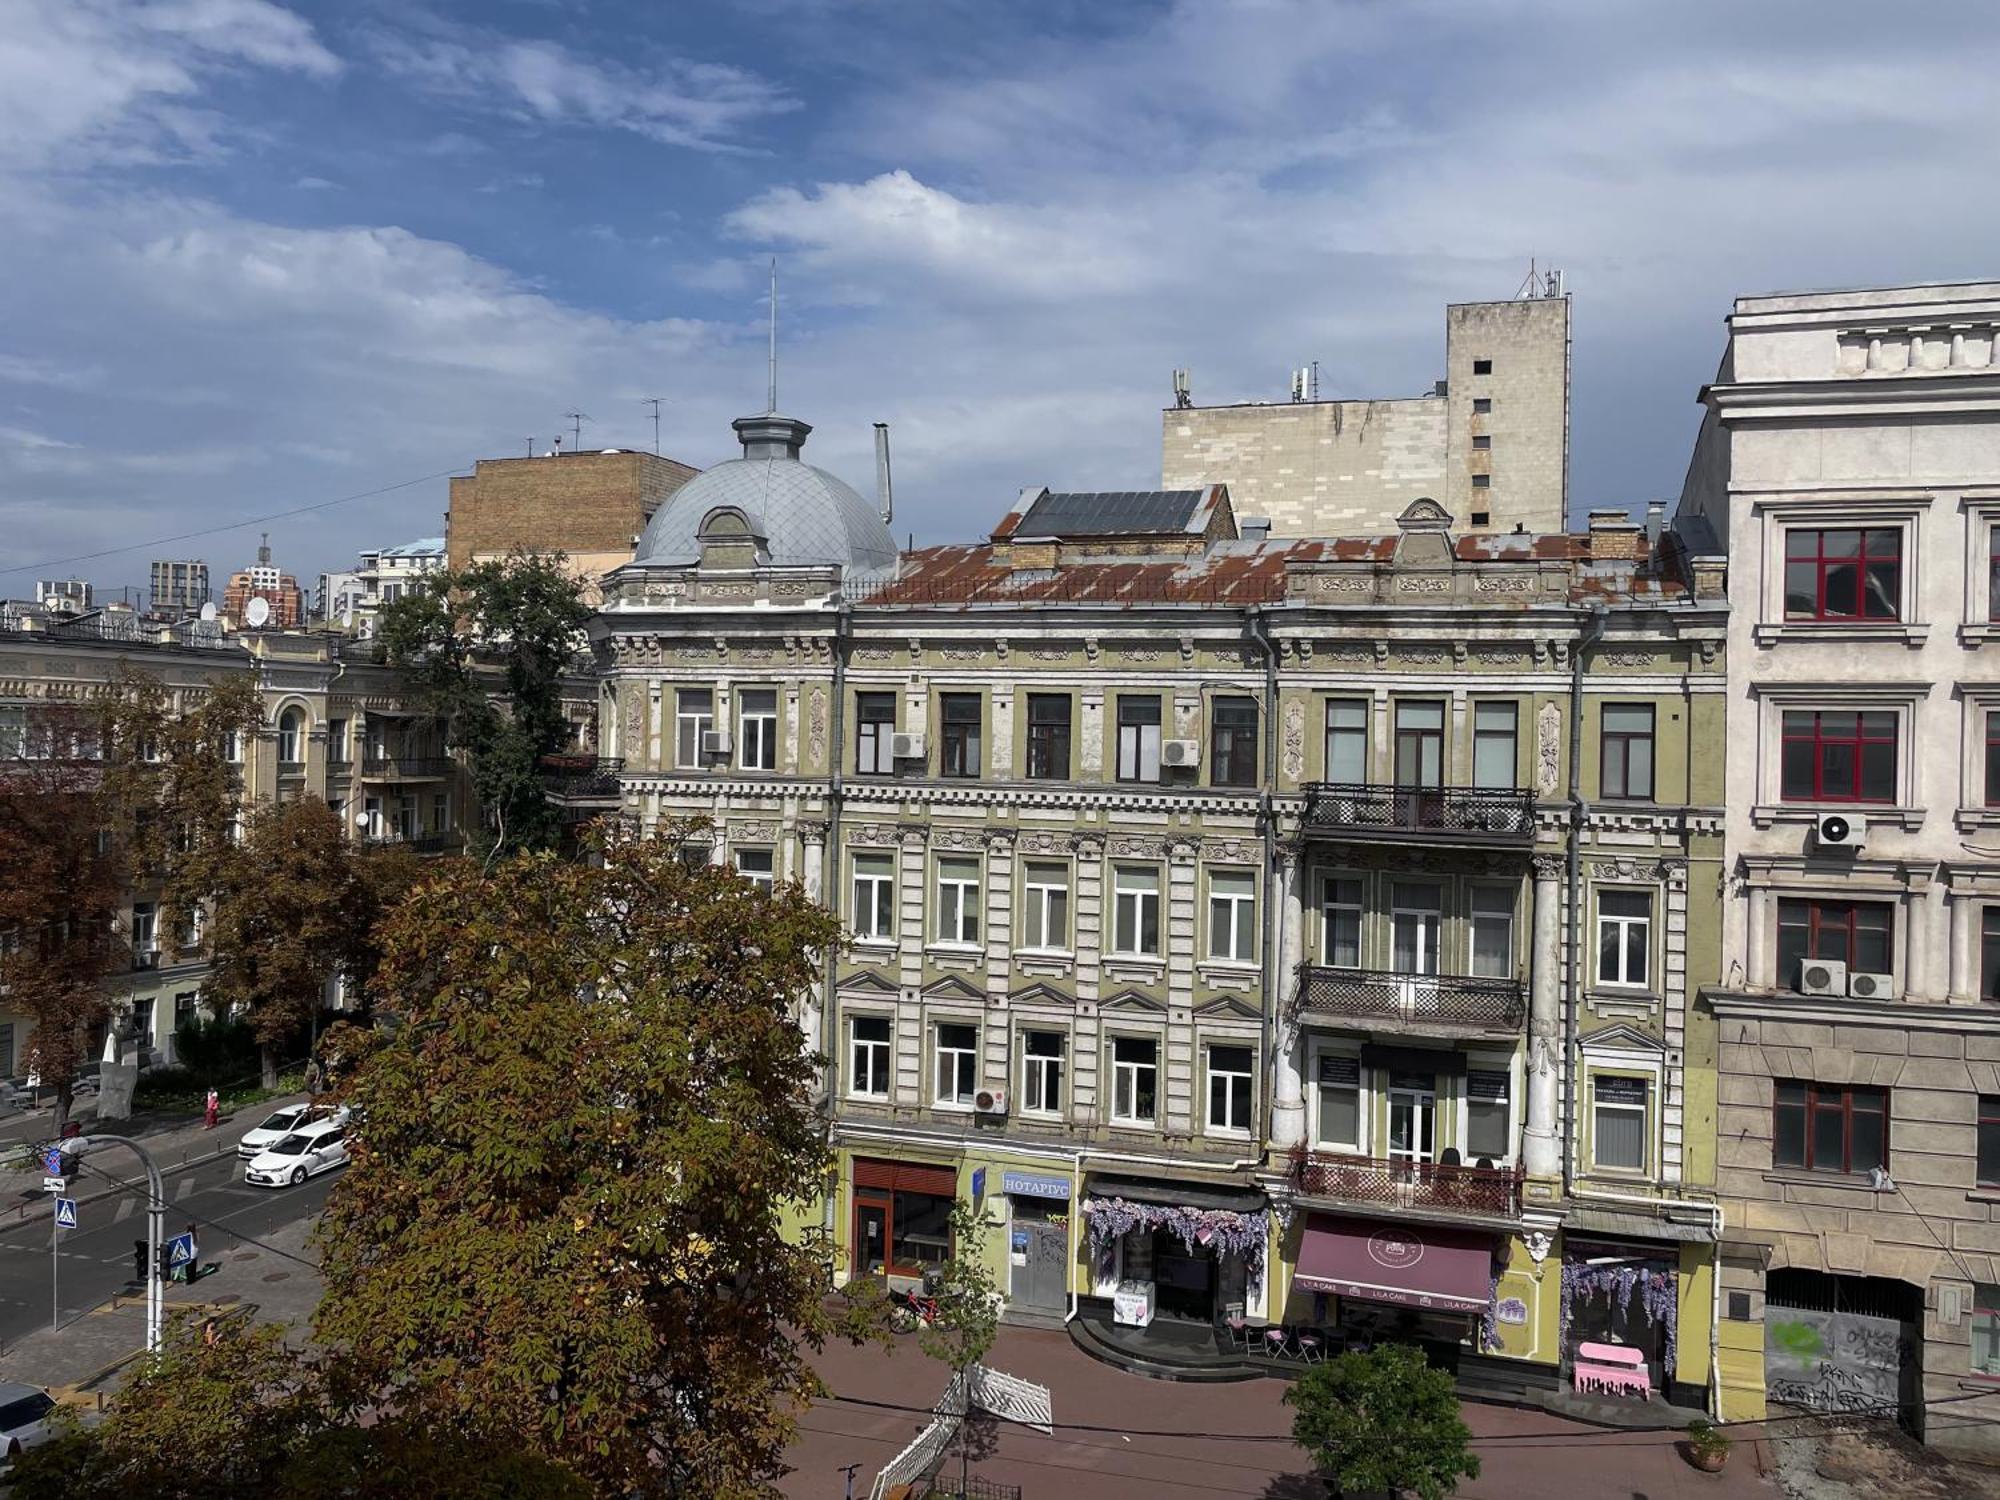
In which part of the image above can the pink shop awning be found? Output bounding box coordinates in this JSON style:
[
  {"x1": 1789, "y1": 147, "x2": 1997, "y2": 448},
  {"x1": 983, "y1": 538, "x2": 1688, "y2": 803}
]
[{"x1": 1293, "y1": 1214, "x2": 1495, "y2": 1314}]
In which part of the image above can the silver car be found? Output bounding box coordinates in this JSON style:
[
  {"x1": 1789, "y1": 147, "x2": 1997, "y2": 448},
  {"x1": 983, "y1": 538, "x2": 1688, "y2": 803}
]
[
  {"x1": 0, "y1": 1381, "x2": 57, "y2": 1469},
  {"x1": 237, "y1": 1103, "x2": 347, "y2": 1160}
]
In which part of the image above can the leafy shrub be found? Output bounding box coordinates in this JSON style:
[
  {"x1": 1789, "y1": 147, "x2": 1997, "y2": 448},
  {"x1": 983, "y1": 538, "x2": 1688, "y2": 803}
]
[
  {"x1": 1284, "y1": 1343, "x2": 1480, "y2": 1500},
  {"x1": 166, "y1": 1015, "x2": 258, "y2": 1084}
]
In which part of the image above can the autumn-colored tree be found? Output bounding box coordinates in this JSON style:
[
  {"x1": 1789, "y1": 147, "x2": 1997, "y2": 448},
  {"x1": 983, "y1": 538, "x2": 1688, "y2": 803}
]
[
  {"x1": 0, "y1": 702, "x2": 123, "y2": 1130},
  {"x1": 376, "y1": 552, "x2": 592, "y2": 859},
  {"x1": 313, "y1": 830, "x2": 879, "y2": 1496},
  {"x1": 206, "y1": 797, "x2": 380, "y2": 1088}
]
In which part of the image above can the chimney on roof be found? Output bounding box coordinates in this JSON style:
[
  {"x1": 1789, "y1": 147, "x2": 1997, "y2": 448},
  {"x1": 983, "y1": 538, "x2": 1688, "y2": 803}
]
[
  {"x1": 1240, "y1": 516, "x2": 1272, "y2": 543},
  {"x1": 873, "y1": 422, "x2": 893, "y2": 527},
  {"x1": 1587, "y1": 507, "x2": 1643, "y2": 561},
  {"x1": 1644, "y1": 500, "x2": 1666, "y2": 549}
]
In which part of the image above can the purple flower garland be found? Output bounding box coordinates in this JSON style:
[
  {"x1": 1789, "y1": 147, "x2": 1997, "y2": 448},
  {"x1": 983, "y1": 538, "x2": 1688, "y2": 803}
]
[
  {"x1": 1080, "y1": 1196, "x2": 1270, "y2": 1292},
  {"x1": 1481, "y1": 1271, "x2": 1502, "y2": 1352},
  {"x1": 1559, "y1": 1260, "x2": 1677, "y2": 1373}
]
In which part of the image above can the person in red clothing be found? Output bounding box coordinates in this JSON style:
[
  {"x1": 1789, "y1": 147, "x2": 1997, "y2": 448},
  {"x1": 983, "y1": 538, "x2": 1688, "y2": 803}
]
[{"x1": 203, "y1": 1088, "x2": 219, "y2": 1130}]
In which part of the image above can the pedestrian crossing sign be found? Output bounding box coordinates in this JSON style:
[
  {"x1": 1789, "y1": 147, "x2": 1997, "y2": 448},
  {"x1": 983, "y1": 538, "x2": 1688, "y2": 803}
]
[
  {"x1": 54, "y1": 1198, "x2": 77, "y2": 1230},
  {"x1": 167, "y1": 1232, "x2": 196, "y2": 1268}
]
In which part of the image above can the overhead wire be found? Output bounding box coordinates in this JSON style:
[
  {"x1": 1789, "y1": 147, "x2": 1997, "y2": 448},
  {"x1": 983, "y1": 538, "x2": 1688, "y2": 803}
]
[{"x1": 69, "y1": 1153, "x2": 325, "y2": 1272}]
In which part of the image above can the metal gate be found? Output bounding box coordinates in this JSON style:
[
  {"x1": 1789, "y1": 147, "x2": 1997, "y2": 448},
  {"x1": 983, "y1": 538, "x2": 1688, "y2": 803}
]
[
  {"x1": 1764, "y1": 1271, "x2": 1921, "y2": 1433},
  {"x1": 1009, "y1": 1210, "x2": 1068, "y2": 1316}
]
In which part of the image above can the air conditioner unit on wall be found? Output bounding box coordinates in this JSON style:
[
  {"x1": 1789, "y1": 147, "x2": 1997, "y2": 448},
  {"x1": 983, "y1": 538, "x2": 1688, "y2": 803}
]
[
  {"x1": 973, "y1": 1087, "x2": 1008, "y2": 1116},
  {"x1": 1847, "y1": 971, "x2": 1894, "y2": 1000},
  {"x1": 1161, "y1": 739, "x2": 1201, "y2": 768},
  {"x1": 891, "y1": 732, "x2": 926, "y2": 760},
  {"x1": 701, "y1": 729, "x2": 732, "y2": 757},
  {"x1": 1797, "y1": 958, "x2": 1847, "y2": 997},
  {"x1": 1816, "y1": 812, "x2": 1866, "y2": 849}
]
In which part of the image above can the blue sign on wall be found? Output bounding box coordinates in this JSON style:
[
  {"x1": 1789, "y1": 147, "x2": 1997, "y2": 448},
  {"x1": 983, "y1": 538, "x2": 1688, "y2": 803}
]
[
  {"x1": 970, "y1": 1167, "x2": 986, "y2": 1202},
  {"x1": 1000, "y1": 1171, "x2": 1072, "y2": 1201}
]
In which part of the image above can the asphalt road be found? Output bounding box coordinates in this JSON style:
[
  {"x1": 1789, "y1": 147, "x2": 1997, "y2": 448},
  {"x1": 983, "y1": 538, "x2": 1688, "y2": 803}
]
[{"x1": 0, "y1": 1151, "x2": 337, "y2": 1349}]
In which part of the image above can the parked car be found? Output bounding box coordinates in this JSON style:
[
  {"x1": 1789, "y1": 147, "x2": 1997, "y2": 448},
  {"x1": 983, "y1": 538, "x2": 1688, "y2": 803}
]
[
  {"x1": 242, "y1": 1119, "x2": 350, "y2": 1188},
  {"x1": 0, "y1": 1382, "x2": 57, "y2": 1469},
  {"x1": 237, "y1": 1103, "x2": 347, "y2": 1160}
]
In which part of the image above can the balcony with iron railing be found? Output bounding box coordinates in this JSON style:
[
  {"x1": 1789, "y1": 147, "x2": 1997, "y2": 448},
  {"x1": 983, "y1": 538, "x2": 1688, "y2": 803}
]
[
  {"x1": 1289, "y1": 1143, "x2": 1524, "y2": 1220},
  {"x1": 358, "y1": 754, "x2": 452, "y2": 780},
  {"x1": 1293, "y1": 964, "x2": 1525, "y2": 1035},
  {"x1": 1301, "y1": 782, "x2": 1536, "y2": 844},
  {"x1": 538, "y1": 754, "x2": 624, "y2": 802},
  {"x1": 364, "y1": 830, "x2": 464, "y2": 856}
]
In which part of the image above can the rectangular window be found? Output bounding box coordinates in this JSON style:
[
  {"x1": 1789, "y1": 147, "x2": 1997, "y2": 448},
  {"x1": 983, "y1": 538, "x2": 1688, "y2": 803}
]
[
  {"x1": 1026, "y1": 694, "x2": 1071, "y2": 780},
  {"x1": 851, "y1": 853, "x2": 895, "y2": 941},
  {"x1": 1323, "y1": 700, "x2": 1368, "y2": 783},
  {"x1": 1980, "y1": 1096, "x2": 2000, "y2": 1188},
  {"x1": 1022, "y1": 1031, "x2": 1065, "y2": 1115},
  {"x1": 1987, "y1": 710, "x2": 2000, "y2": 806},
  {"x1": 1207, "y1": 870, "x2": 1256, "y2": 963},
  {"x1": 1320, "y1": 876, "x2": 1362, "y2": 967},
  {"x1": 849, "y1": 1016, "x2": 891, "y2": 1098},
  {"x1": 1592, "y1": 1076, "x2": 1649, "y2": 1172},
  {"x1": 1207, "y1": 1045, "x2": 1254, "y2": 1133},
  {"x1": 1472, "y1": 473, "x2": 1492, "y2": 490},
  {"x1": 429, "y1": 793, "x2": 448, "y2": 833},
  {"x1": 1393, "y1": 701, "x2": 1445, "y2": 787},
  {"x1": 1466, "y1": 1069, "x2": 1511, "y2": 1162},
  {"x1": 738, "y1": 689, "x2": 778, "y2": 771},
  {"x1": 675, "y1": 689, "x2": 713, "y2": 769},
  {"x1": 326, "y1": 719, "x2": 348, "y2": 764},
  {"x1": 934, "y1": 1023, "x2": 979, "y2": 1106},
  {"x1": 1022, "y1": 862, "x2": 1070, "y2": 951},
  {"x1": 1779, "y1": 709, "x2": 1897, "y2": 804},
  {"x1": 1111, "y1": 1037, "x2": 1159, "y2": 1125},
  {"x1": 1976, "y1": 1286, "x2": 2000, "y2": 1377},
  {"x1": 1472, "y1": 434, "x2": 1492, "y2": 451},
  {"x1": 1470, "y1": 886, "x2": 1515, "y2": 978},
  {"x1": 855, "y1": 692, "x2": 896, "y2": 775},
  {"x1": 1773, "y1": 1081, "x2": 1888, "y2": 1174},
  {"x1": 1777, "y1": 898, "x2": 1894, "y2": 984},
  {"x1": 0, "y1": 706, "x2": 24, "y2": 760},
  {"x1": 1596, "y1": 889, "x2": 1651, "y2": 988},
  {"x1": 131, "y1": 902, "x2": 156, "y2": 961},
  {"x1": 1472, "y1": 357, "x2": 1493, "y2": 375},
  {"x1": 1210, "y1": 695, "x2": 1259, "y2": 787},
  {"x1": 1117, "y1": 695, "x2": 1162, "y2": 783},
  {"x1": 1113, "y1": 866, "x2": 1161, "y2": 956},
  {"x1": 1984, "y1": 908, "x2": 2000, "y2": 1004},
  {"x1": 935, "y1": 857, "x2": 980, "y2": 945},
  {"x1": 1472, "y1": 397, "x2": 1493, "y2": 414},
  {"x1": 172, "y1": 992, "x2": 199, "y2": 1037},
  {"x1": 1992, "y1": 526, "x2": 2000, "y2": 625},
  {"x1": 1472, "y1": 701, "x2": 1517, "y2": 789},
  {"x1": 1314, "y1": 1053, "x2": 1362, "y2": 1150},
  {"x1": 735, "y1": 848, "x2": 774, "y2": 892},
  {"x1": 939, "y1": 693, "x2": 981, "y2": 779},
  {"x1": 1600, "y1": 704, "x2": 1655, "y2": 800},
  {"x1": 1783, "y1": 527, "x2": 1902, "y2": 621}
]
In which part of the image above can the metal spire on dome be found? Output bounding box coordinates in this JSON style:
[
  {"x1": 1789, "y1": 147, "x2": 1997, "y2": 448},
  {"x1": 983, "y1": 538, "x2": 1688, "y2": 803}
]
[{"x1": 767, "y1": 257, "x2": 778, "y2": 415}]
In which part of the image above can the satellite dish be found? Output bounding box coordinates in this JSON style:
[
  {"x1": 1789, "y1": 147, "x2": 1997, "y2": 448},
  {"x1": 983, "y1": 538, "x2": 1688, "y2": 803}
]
[
  {"x1": 244, "y1": 596, "x2": 271, "y2": 628},
  {"x1": 198, "y1": 602, "x2": 218, "y2": 623}
]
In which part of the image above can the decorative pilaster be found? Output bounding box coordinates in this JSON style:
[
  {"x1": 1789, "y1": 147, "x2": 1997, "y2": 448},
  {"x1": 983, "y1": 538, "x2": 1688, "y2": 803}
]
[
  {"x1": 1523, "y1": 853, "x2": 1564, "y2": 1180},
  {"x1": 1950, "y1": 886, "x2": 1975, "y2": 1003},
  {"x1": 1747, "y1": 885, "x2": 1775, "y2": 989},
  {"x1": 1269, "y1": 846, "x2": 1306, "y2": 1151},
  {"x1": 798, "y1": 820, "x2": 827, "y2": 905}
]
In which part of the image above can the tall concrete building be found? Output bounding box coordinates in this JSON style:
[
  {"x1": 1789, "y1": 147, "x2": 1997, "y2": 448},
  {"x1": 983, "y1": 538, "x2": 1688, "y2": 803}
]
[
  {"x1": 1162, "y1": 291, "x2": 1571, "y2": 537},
  {"x1": 1680, "y1": 280, "x2": 2000, "y2": 1455},
  {"x1": 446, "y1": 447, "x2": 697, "y2": 601},
  {"x1": 220, "y1": 535, "x2": 304, "y2": 630},
  {"x1": 149, "y1": 559, "x2": 209, "y2": 618}
]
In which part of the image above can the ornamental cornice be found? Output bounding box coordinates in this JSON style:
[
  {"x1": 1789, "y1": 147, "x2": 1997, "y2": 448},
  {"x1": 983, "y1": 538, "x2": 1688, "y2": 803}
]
[{"x1": 845, "y1": 823, "x2": 901, "y2": 847}]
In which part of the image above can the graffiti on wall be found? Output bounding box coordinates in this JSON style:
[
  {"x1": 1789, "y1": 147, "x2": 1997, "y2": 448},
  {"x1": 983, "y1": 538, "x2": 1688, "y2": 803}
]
[{"x1": 1765, "y1": 1307, "x2": 1913, "y2": 1416}]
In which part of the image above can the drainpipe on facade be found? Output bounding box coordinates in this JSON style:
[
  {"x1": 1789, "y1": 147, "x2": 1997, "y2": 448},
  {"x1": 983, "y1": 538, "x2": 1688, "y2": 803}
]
[
  {"x1": 821, "y1": 601, "x2": 850, "y2": 1240},
  {"x1": 1247, "y1": 606, "x2": 1283, "y2": 1152},
  {"x1": 1561, "y1": 605, "x2": 1608, "y2": 1199}
]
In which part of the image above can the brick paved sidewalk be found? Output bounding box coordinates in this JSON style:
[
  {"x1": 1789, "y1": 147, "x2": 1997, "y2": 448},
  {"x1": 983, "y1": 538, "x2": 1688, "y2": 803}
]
[{"x1": 784, "y1": 1322, "x2": 1777, "y2": 1500}]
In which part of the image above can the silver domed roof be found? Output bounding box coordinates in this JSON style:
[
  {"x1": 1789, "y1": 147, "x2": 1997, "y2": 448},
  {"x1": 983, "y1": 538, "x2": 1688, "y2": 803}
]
[{"x1": 632, "y1": 413, "x2": 899, "y2": 573}]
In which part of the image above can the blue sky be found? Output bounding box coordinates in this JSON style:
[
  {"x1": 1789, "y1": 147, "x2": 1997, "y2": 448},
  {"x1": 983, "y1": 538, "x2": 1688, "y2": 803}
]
[{"x1": 3, "y1": 0, "x2": 1998, "y2": 598}]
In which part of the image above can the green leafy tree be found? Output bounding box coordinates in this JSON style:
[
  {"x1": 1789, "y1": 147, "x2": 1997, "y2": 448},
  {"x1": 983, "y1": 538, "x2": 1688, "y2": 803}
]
[
  {"x1": 311, "y1": 829, "x2": 880, "y2": 1497},
  {"x1": 376, "y1": 551, "x2": 592, "y2": 859},
  {"x1": 1284, "y1": 1343, "x2": 1480, "y2": 1500},
  {"x1": 913, "y1": 1199, "x2": 1003, "y2": 1498}
]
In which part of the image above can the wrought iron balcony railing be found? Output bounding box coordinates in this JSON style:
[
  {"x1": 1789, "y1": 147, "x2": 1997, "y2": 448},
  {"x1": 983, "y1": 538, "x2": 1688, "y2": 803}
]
[
  {"x1": 364, "y1": 831, "x2": 463, "y2": 855},
  {"x1": 538, "y1": 754, "x2": 624, "y2": 800},
  {"x1": 1301, "y1": 782, "x2": 1535, "y2": 841},
  {"x1": 358, "y1": 755, "x2": 452, "y2": 779},
  {"x1": 1290, "y1": 1145, "x2": 1524, "y2": 1218},
  {"x1": 1294, "y1": 964, "x2": 1526, "y2": 1031}
]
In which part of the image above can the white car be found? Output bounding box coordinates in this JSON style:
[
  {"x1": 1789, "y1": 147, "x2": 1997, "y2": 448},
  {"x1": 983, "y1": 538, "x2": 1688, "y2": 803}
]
[
  {"x1": 0, "y1": 1382, "x2": 56, "y2": 1470},
  {"x1": 243, "y1": 1118, "x2": 350, "y2": 1187},
  {"x1": 237, "y1": 1103, "x2": 347, "y2": 1160}
]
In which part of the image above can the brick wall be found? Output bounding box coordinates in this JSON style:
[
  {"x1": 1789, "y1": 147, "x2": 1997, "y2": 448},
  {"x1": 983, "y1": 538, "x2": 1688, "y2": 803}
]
[{"x1": 446, "y1": 450, "x2": 697, "y2": 574}]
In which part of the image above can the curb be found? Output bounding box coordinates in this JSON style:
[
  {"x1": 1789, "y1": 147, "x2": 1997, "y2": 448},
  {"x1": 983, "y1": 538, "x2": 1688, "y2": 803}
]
[{"x1": 0, "y1": 1142, "x2": 242, "y2": 1238}]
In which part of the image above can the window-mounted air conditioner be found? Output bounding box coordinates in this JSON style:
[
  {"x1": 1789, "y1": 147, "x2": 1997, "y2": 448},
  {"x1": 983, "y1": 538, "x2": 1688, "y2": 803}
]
[
  {"x1": 1796, "y1": 958, "x2": 1847, "y2": 997},
  {"x1": 973, "y1": 1087, "x2": 1008, "y2": 1116},
  {"x1": 1847, "y1": 971, "x2": 1894, "y2": 1000},
  {"x1": 1161, "y1": 739, "x2": 1201, "y2": 768},
  {"x1": 701, "y1": 729, "x2": 732, "y2": 757},
  {"x1": 891, "y1": 732, "x2": 926, "y2": 760},
  {"x1": 1815, "y1": 812, "x2": 1865, "y2": 849}
]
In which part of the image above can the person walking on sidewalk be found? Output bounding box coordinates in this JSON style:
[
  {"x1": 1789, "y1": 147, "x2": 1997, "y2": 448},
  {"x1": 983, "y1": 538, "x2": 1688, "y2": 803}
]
[{"x1": 203, "y1": 1089, "x2": 219, "y2": 1130}]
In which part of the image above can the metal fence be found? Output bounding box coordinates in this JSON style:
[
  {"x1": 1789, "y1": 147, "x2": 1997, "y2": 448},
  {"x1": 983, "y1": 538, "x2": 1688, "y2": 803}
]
[
  {"x1": 1294, "y1": 965, "x2": 1526, "y2": 1029},
  {"x1": 1301, "y1": 782, "x2": 1536, "y2": 839},
  {"x1": 1292, "y1": 1148, "x2": 1524, "y2": 1216}
]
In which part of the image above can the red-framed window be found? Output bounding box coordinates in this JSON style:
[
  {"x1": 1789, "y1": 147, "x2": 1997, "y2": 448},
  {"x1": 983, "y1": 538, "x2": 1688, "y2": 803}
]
[
  {"x1": 1783, "y1": 526, "x2": 1901, "y2": 621},
  {"x1": 1773, "y1": 1081, "x2": 1888, "y2": 1174},
  {"x1": 1776, "y1": 897, "x2": 1893, "y2": 982},
  {"x1": 1779, "y1": 710, "x2": 1896, "y2": 802}
]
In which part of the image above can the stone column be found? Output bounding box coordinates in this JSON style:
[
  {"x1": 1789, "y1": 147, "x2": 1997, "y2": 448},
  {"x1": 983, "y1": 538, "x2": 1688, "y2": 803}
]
[
  {"x1": 1950, "y1": 886, "x2": 1975, "y2": 1003},
  {"x1": 1269, "y1": 846, "x2": 1307, "y2": 1151},
  {"x1": 799, "y1": 821, "x2": 827, "y2": 905},
  {"x1": 1523, "y1": 854, "x2": 1564, "y2": 1180},
  {"x1": 1747, "y1": 886, "x2": 1775, "y2": 989}
]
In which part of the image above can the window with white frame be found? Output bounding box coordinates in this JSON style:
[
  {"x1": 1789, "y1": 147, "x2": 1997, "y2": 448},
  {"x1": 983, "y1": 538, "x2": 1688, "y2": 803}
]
[
  {"x1": 738, "y1": 689, "x2": 777, "y2": 771},
  {"x1": 1465, "y1": 1068, "x2": 1511, "y2": 1163},
  {"x1": 675, "y1": 689, "x2": 713, "y2": 768},
  {"x1": 1206, "y1": 1044, "x2": 1254, "y2": 1133},
  {"x1": 1207, "y1": 869, "x2": 1256, "y2": 962},
  {"x1": 1110, "y1": 1036, "x2": 1159, "y2": 1125},
  {"x1": 1595, "y1": 889, "x2": 1652, "y2": 988},
  {"x1": 735, "y1": 848, "x2": 774, "y2": 891},
  {"x1": 849, "y1": 1015, "x2": 891, "y2": 1098},
  {"x1": 131, "y1": 901, "x2": 157, "y2": 962},
  {"x1": 1320, "y1": 876, "x2": 1362, "y2": 967},
  {"x1": 1974, "y1": 1284, "x2": 2000, "y2": 1376},
  {"x1": 1470, "y1": 886, "x2": 1515, "y2": 978},
  {"x1": 851, "y1": 853, "x2": 895, "y2": 941},
  {"x1": 325, "y1": 719, "x2": 347, "y2": 764},
  {"x1": 1116, "y1": 695, "x2": 1163, "y2": 783},
  {"x1": 1112, "y1": 865, "x2": 1161, "y2": 956},
  {"x1": 1324, "y1": 699, "x2": 1368, "y2": 782},
  {"x1": 1021, "y1": 862, "x2": 1069, "y2": 951},
  {"x1": 935, "y1": 857, "x2": 980, "y2": 945},
  {"x1": 277, "y1": 708, "x2": 304, "y2": 765},
  {"x1": 855, "y1": 692, "x2": 896, "y2": 775},
  {"x1": 1591, "y1": 1074, "x2": 1650, "y2": 1172},
  {"x1": 1022, "y1": 1030, "x2": 1065, "y2": 1114},
  {"x1": 1314, "y1": 1053, "x2": 1363, "y2": 1150},
  {"x1": 934, "y1": 1022, "x2": 979, "y2": 1106}
]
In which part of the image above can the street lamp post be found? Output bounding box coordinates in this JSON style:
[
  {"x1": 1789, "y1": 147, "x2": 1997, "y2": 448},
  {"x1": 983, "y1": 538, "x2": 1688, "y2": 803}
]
[{"x1": 59, "y1": 1135, "x2": 166, "y2": 1351}]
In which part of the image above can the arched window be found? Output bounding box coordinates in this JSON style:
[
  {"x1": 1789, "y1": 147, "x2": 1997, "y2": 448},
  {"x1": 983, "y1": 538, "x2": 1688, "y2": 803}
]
[{"x1": 278, "y1": 707, "x2": 305, "y2": 765}]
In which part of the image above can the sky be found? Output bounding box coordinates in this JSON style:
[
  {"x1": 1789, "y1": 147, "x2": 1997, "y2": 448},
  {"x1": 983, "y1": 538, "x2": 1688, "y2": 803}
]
[{"x1": 3, "y1": 0, "x2": 1999, "y2": 601}]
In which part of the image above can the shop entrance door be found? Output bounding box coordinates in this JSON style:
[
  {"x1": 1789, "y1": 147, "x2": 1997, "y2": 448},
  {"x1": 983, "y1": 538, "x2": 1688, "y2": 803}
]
[
  {"x1": 853, "y1": 1194, "x2": 890, "y2": 1277},
  {"x1": 1008, "y1": 1198, "x2": 1068, "y2": 1316}
]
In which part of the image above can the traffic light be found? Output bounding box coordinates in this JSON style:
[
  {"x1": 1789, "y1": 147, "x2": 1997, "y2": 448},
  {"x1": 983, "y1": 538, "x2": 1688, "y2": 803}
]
[{"x1": 132, "y1": 1239, "x2": 147, "y2": 1283}]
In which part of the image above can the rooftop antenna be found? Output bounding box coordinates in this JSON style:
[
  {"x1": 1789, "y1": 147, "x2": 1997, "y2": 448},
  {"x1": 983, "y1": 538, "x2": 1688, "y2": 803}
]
[
  {"x1": 525, "y1": 436, "x2": 535, "y2": 458},
  {"x1": 565, "y1": 410, "x2": 590, "y2": 451},
  {"x1": 873, "y1": 423, "x2": 894, "y2": 527},
  {"x1": 644, "y1": 398, "x2": 665, "y2": 455},
  {"x1": 766, "y1": 257, "x2": 778, "y2": 414},
  {"x1": 1172, "y1": 368, "x2": 1192, "y2": 409}
]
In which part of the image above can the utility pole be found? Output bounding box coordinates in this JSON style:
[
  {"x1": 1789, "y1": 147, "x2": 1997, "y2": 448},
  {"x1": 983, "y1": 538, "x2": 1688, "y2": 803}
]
[
  {"x1": 565, "y1": 410, "x2": 590, "y2": 452},
  {"x1": 644, "y1": 398, "x2": 665, "y2": 454},
  {"x1": 48, "y1": 1201, "x2": 57, "y2": 1332},
  {"x1": 526, "y1": 436, "x2": 535, "y2": 458},
  {"x1": 837, "y1": 1461, "x2": 861, "y2": 1500},
  {"x1": 61, "y1": 1136, "x2": 166, "y2": 1351}
]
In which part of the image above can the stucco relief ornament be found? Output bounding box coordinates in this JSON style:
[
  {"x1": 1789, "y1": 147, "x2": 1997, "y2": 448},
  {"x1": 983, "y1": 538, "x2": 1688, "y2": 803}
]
[
  {"x1": 1522, "y1": 1230, "x2": 1553, "y2": 1271},
  {"x1": 807, "y1": 686, "x2": 828, "y2": 767},
  {"x1": 1282, "y1": 699, "x2": 1306, "y2": 781},
  {"x1": 1535, "y1": 701, "x2": 1562, "y2": 796}
]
